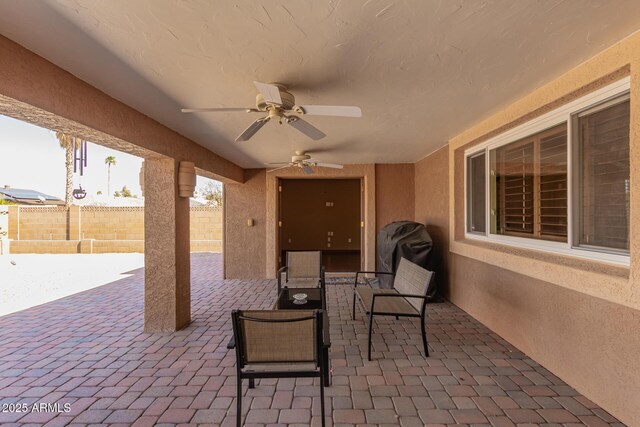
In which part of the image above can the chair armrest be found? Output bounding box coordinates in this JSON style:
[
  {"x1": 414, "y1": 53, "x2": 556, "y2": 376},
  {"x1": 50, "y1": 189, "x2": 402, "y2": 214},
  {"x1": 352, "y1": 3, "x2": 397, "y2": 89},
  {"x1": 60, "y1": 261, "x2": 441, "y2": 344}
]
[{"x1": 354, "y1": 270, "x2": 394, "y2": 287}]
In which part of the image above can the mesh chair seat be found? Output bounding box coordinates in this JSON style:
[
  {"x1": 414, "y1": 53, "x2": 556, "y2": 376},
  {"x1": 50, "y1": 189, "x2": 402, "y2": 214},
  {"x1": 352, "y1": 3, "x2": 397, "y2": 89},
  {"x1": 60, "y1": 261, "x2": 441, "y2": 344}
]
[
  {"x1": 284, "y1": 278, "x2": 320, "y2": 287},
  {"x1": 355, "y1": 287, "x2": 418, "y2": 315}
]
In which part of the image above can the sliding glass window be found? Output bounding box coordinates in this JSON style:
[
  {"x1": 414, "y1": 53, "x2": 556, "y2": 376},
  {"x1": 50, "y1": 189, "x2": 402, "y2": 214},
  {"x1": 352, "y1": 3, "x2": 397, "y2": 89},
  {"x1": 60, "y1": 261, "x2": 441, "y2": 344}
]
[
  {"x1": 575, "y1": 95, "x2": 630, "y2": 253},
  {"x1": 464, "y1": 81, "x2": 630, "y2": 261}
]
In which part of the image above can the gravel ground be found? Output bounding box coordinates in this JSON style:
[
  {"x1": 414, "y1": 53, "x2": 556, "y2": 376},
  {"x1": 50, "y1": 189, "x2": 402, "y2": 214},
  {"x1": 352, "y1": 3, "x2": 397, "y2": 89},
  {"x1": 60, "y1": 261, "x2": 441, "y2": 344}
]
[{"x1": 0, "y1": 253, "x2": 144, "y2": 317}]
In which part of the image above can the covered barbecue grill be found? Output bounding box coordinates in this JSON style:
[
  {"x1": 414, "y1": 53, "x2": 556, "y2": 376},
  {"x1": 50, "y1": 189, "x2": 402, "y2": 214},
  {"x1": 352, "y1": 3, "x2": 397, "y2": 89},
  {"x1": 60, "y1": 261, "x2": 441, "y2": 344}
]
[{"x1": 376, "y1": 221, "x2": 436, "y2": 299}]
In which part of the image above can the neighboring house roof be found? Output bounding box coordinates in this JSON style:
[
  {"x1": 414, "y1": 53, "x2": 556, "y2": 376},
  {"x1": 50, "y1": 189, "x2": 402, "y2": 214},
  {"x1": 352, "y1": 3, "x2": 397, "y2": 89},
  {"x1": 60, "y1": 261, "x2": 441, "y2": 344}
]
[
  {"x1": 0, "y1": 188, "x2": 209, "y2": 207},
  {"x1": 0, "y1": 187, "x2": 65, "y2": 205}
]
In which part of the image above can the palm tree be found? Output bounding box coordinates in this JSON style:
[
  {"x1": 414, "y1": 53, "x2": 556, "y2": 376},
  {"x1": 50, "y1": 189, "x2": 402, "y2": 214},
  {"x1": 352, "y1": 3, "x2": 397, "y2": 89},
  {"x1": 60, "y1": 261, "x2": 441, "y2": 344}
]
[
  {"x1": 105, "y1": 156, "x2": 116, "y2": 196},
  {"x1": 55, "y1": 132, "x2": 74, "y2": 207}
]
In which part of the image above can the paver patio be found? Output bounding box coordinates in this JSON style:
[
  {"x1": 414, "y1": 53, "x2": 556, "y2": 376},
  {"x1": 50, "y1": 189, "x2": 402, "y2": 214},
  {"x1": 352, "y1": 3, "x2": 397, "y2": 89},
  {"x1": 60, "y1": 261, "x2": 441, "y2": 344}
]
[{"x1": 0, "y1": 253, "x2": 624, "y2": 426}]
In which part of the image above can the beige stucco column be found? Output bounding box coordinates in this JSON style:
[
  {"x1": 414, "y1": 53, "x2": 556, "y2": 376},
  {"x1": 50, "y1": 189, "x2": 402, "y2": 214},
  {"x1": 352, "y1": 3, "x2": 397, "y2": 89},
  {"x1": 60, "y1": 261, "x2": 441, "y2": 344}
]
[{"x1": 143, "y1": 157, "x2": 191, "y2": 332}]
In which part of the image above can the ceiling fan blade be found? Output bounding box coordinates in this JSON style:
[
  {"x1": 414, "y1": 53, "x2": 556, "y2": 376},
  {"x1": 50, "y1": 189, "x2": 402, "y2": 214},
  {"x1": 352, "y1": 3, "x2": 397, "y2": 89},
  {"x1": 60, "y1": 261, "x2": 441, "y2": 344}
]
[
  {"x1": 235, "y1": 117, "x2": 269, "y2": 142},
  {"x1": 264, "y1": 162, "x2": 291, "y2": 165},
  {"x1": 287, "y1": 117, "x2": 326, "y2": 140},
  {"x1": 294, "y1": 105, "x2": 362, "y2": 117},
  {"x1": 254, "y1": 81, "x2": 282, "y2": 105},
  {"x1": 315, "y1": 162, "x2": 344, "y2": 169},
  {"x1": 266, "y1": 165, "x2": 291, "y2": 173},
  {"x1": 303, "y1": 164, "x2": 314, "y2": 175},
  {"x1": 181, "y1": 107, "x2": 258, "y2": 113}
]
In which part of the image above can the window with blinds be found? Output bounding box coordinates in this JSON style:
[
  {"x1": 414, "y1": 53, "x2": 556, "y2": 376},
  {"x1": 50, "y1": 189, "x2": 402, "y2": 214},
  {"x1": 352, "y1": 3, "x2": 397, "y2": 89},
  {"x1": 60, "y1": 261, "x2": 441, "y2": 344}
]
[
  {"x1": 577, "y1": 96, "x2": 630, "y2": 252},
  {"x1": 464, "y1": 80, "x2": 631, "y2": 261},
  {"x1": 490, "y1": 124, "x2": 567, "y2": 242}
]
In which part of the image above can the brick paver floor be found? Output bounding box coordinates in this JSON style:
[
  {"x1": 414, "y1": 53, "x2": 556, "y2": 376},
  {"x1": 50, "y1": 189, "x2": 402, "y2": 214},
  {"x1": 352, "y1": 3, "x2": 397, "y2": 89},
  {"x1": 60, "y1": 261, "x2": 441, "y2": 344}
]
[{"x1": 0, "y1": 253, "x2": 625, "y2": 426}]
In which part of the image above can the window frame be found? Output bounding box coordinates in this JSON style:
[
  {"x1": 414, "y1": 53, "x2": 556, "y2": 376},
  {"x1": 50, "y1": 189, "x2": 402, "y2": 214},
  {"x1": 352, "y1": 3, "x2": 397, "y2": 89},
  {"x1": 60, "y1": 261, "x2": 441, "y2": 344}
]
[
  {"x1": 466, "y1": 151, "x2": 487, "y2": 235},
  {"x1": 464, "y1": 77, "x2": 631, "y2": 266},
  {"x1": 572, "y1": 93, "x2": 631, "y2": 256}
]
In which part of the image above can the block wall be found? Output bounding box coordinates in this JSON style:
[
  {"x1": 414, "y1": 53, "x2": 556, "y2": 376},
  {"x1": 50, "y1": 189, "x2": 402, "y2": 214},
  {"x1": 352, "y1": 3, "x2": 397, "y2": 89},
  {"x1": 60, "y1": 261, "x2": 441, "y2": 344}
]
[{"x1": 6, "y1": 205, "x2": 222, "y2": 253}]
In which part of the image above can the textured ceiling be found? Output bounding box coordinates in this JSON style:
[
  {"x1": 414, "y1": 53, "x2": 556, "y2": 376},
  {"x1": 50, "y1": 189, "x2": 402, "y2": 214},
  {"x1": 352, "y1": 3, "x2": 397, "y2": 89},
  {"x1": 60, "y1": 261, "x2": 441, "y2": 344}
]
[{"x1": 1, "y1": 0, "x2": 640, "y2": 167}]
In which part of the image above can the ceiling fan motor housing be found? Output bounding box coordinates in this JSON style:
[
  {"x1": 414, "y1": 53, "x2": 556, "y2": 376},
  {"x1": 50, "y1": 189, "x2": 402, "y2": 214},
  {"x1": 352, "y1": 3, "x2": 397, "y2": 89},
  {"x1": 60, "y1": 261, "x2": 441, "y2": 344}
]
[
  {"x1": 292, "y1": 152, "x2": 311, "y2": 162},
  {"x1": 255, "y1": 84, "x2": 296, "y2": 110}
]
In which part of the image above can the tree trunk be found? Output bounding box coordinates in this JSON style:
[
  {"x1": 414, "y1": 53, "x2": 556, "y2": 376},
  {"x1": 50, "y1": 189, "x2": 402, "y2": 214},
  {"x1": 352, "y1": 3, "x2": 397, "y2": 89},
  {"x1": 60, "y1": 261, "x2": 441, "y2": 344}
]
[
  {"x1": 65, "y1": 143, "x2": 73, "y2": 207},
  {"x1": 108, "y1": 165, "x2": 111, "y2": 196}
]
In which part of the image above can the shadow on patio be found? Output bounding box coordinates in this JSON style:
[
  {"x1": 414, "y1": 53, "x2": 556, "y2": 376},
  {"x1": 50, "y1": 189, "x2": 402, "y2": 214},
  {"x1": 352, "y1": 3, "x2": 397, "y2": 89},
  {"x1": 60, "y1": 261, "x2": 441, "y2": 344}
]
[{"x1": 0, "y1": 254, "x2": 623, "y2": 426}]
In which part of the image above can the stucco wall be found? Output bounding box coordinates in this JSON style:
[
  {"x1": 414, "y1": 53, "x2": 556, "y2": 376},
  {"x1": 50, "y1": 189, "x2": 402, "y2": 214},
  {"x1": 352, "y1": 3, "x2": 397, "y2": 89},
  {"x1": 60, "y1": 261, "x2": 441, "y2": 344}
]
[
  {"x1": 440, "y1": 31, "x2": 640, "y2": 425},
  {"x1": 414, "y1": 147, "x2": 450, "y2": 295},
  {"x1": 451, "y1": 255, "x2": 640, "y2": 427},
  {"x1": 375, "y1": 164, "x2": 415, "y2": 231},
  {"x1": 224, "y1": 169, "x2": 267, "y2": 279}
]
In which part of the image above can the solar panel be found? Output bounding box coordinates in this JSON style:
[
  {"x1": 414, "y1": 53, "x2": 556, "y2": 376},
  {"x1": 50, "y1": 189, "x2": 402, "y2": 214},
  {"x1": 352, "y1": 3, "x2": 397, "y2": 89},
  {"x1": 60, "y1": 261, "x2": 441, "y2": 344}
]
[{"x1": 0, "y1": 188, "x2": 62, "y2": 201}]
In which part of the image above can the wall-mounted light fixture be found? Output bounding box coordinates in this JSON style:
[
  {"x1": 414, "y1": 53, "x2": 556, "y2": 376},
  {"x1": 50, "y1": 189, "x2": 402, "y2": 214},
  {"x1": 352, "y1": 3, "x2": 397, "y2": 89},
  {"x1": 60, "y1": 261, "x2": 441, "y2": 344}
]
[
  {"x1": 178, "y1": 161, "x2": 196, "y2": 198},
  {"x1": 247, "y1": 218, "x2": 255, "y2": 227}
]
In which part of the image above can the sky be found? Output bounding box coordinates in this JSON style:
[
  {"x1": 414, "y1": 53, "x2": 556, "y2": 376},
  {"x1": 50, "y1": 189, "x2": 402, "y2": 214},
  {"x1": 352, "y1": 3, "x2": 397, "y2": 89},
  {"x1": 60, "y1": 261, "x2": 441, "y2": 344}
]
[{"x1": 0, "y1": 115, "x2": 216, "y2": 199}]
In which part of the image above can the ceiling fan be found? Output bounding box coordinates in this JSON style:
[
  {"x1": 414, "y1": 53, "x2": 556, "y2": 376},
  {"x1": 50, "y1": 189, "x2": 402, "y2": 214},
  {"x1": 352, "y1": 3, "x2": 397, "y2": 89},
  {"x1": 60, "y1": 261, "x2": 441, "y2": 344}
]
[
  {"x1": 266, "y1": 151, "x2": 344, "y2": 175},
  {"x1": 181, "y1": 81, "x2": 362, "y2": 142}
]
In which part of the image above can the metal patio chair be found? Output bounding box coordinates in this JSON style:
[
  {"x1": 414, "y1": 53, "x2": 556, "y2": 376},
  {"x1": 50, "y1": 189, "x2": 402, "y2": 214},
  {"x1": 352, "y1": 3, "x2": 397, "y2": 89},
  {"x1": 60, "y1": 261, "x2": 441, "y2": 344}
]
[
  {"x1": 352, "y1": 257, "x2": 434, "y2": 360},
  {"x1": 278, "y1": 251, "x2": 325, "y2": 306},
  {"x1": 231, "y1": 309, "x2": 326, "y2": 427}
]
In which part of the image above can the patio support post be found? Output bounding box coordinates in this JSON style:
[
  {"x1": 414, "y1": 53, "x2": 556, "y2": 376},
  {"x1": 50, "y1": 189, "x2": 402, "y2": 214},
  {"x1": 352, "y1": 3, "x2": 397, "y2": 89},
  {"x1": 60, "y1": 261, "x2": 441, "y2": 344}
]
[{"x1": 143, "y1": 157, "x2": 191, "y2": 332}]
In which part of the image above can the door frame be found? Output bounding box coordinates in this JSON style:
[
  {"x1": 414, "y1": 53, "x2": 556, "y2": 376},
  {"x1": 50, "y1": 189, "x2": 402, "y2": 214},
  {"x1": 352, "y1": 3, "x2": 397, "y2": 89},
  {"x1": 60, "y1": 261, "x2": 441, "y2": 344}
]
[{"x1": 266, "y1": 165, "x2": 376, "y2": 278}]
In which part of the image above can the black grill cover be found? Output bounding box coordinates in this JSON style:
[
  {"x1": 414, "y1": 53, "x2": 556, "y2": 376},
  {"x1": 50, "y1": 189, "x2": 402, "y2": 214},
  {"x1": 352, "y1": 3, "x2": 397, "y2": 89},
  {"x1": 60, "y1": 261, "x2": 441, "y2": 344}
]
[{"x1": 377, "y1": 221, "x2": 436, "y2": 298}]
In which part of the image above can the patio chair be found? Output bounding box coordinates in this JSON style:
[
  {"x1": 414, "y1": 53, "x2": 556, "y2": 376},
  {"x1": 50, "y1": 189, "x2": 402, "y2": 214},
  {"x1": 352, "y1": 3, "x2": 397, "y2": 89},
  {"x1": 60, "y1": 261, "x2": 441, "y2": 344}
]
[
  {"x1": 352, "y1": 257, "x2": 434, "y2": 360},
  {"x1": 277, "y1": 251, "x2": 325, "y2": 305},
  {"x1": 231, "y1": 309, "x2": 326, "y2": 427}
]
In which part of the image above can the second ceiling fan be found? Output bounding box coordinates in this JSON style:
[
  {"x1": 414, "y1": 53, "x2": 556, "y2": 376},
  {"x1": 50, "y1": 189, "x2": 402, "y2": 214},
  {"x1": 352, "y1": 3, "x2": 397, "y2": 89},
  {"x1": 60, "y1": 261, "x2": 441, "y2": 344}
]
[
  {"x1": 266, "y1": 151, "x2": 344, "y2": 175},
  {"x1": 182, "y1": 81, "x2": 362, "y2": 142}
]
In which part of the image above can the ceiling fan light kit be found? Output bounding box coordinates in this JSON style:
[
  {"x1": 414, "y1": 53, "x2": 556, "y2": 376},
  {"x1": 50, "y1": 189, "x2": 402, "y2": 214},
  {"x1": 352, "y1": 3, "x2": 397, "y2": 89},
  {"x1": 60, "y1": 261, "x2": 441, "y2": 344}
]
[{"x1": 182, "y1": 81, "x2": 362, "y2": 142}]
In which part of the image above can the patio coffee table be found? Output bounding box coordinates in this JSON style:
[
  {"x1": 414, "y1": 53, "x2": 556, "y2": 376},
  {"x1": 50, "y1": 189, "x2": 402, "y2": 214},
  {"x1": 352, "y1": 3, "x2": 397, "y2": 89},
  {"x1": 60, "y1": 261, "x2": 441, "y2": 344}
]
[
  {"x1": 274, "y1": 287, "x2": 324, "y2": 310},
  {"x1": 227, "y1": 286, "x2": 331, "y2": 385}
]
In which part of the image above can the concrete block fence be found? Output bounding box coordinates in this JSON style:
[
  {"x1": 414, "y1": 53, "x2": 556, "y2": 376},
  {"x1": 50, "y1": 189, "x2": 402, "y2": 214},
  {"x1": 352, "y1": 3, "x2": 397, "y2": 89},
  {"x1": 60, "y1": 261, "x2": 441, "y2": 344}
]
[{"x1": 3, "y1": 205, "x2": 222, "y2": 254}]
